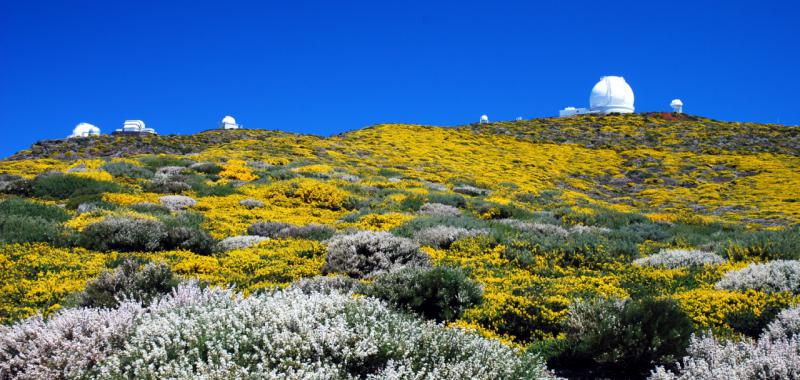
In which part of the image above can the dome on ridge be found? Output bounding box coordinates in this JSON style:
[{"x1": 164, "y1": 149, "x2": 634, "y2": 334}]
[
  {"x1": 69, "y1": 122, "x2": 101, "y2": 138},
  {"x1": 589, "y1": 76, "x2": 635, "y2": 114}
]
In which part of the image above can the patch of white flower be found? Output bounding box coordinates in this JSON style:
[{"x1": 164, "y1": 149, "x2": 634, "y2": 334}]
[
  {"x1": 765, "y1": 305, "x2": 800, "y2": 341},
  {"x1": 649, "y1": 333, "x2": 800, "y2": 380},
  {"x1": 715, "y1": 260, "x2": 800, "y2": 293},
  {"x1": 323, "y1": 231, "x2": 429, "y2": 278},
  {"x1": 633, "y1": 249, "x2": 726, "y2": 269},
  {"x1": 154, "y1": 166, "x2": 187, "y2": 179},
  {"x1": 413, "y1": 225, "x2": 488, "y2": 248},
  {"x1": 498, "y1": 219, "x2": 570, "y2": 237},
  {"x1": 159, "y1": 195, "x2": 196, "y2": 211},
  {"x1": 238, "y1": 198, "x2": 264, "y2": 209},
  {"x1": 1, "y1": 283, "x2": 556, "y2": 379},
  {"x1": 418, "y1": 202, "x2": 462, "y2": 217},
  {"x1": 569, "y1": 224, "x2": 612, "y2": 234},
  {"x1": 216, "y1": 235, "x2": 268, "y2": 252}
]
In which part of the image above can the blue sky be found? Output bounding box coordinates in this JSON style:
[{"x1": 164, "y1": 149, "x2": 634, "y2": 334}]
[{"x1": 1, "y1": 0, "x2": 798, "y2": 158}]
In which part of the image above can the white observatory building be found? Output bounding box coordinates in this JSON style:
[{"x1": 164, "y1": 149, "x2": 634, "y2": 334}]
[
  {"x1": 479, "y1": 115, "x2": 489, "y2": 124},
  {"x1": 670, "y1": 99, "x2": 684, "y2": 113},
  {"x1": 559, "y1": 76, "x2": 635, "y2": 117},
  {"x1": 220, "y1": 115, "x2": 240, "y2": 129},
  {"x1": 68, "y1": 122, "x2": 101, "y2": 138},
  {"x1": 114, "y1": 120, "x2": 157, "y2": 135}
]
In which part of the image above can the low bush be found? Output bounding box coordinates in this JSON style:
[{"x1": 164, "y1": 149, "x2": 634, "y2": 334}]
[
  {"x1": 0, "y1": 283, "x2": 555, "y2": 379},
  {"x1": 723, "y1": 226, "x2": 800, "y2": 261},
  {"x1": 288, "y1": 275, "x2": 359, "y2": 295},
  {"x1": 138, "y1": 155, "x2": 193, "y2": 171},
  {"x1": 413, "y1": 225, "x2": 487, "y2": 249},
  {"x1": 322, "y1": 231, "x2": 429, "y2": 278},
  {"x1": 32, "y1": 173, "x2": 121, "y2": 200},
  {"x1": 0, "y1": 174, "x2": 32, "y2": 196},
  {"x1": 239, "y1": 198, "x2": 264, "y2": 209},
  {"x1": 362, "y1": 266, "x2": 483, "y2": 322},
  {"x1": 633, "y1": 248, "x2": 726, "y2": 269},
  {"x1": 765, "y1": 305, "x2": 800, "y2": 341},
  {"x1": 556, "y1": 297, "x2": 693, "y2": 376},
  {"x1": 143, "y1": 178, "x2": 191, "y2": 194},
  {"x1": 247, "y1": 221, "x2": 335, "y2": 241},
  {"x1": 78, "y1": 259, "x2": 178, "y2": 308},
  {"x1": 101, "y1": 162, "x2": 154, "y2": 179},
  {"x1": 216, "y1": 235, "x2": 269, "y2": 251},
  {"x1": 0, "y1": 198, "x2": 69, "y2": 222},
  {"x1": 453, "y1": 184, "x2": 491, "y2": 196},
  {"x1": 427, "y1": 192, "x2": 467, "y2": 208},
  {"x1": 0, "y1": 215, "x2": 73, "y2": 245},
  {"x1": 715, "y1": 260, "x2": 800, "y2": 293},
  {"x1": 159, "y1": 195, "x2": 196, "y2": 211},
  {"x1": 189, "y1": 162, "x2": 222, "y2": 175},
  {"x1": 80, "y1": 217, "x2": 167, "y2": 252},
  {"x1": 418, "y1": 202, "x2": 461, "y2": 217},
  {"x1": 128, "y1": 202, "x2": 172, "y2": 215},
  {"x1": 164, "y1": 226, "x2": 216, "y2": 255},
  {"x1": 724, "y1": 306, "x2": 782, "y2": 339}
]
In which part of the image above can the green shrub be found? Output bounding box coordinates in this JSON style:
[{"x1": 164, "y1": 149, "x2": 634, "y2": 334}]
[
  {"x1": 101, "y1": 162, "x2": 154, "y2": 179},
  {"x1": 393, "y1": 215, "x2": 487, "y2": 238},
  {"x1": 723, "y1": 226, "x2": 800, "y2": 261},
  {"x1": 0, "y1": 174, "x2": 33, "y2": 196},
  {"x1": 0, "y1": 215, "x2": 73, "y2": 245},
  {"x1": 143, "y1": 178, "x2": 191, "y2": 194},
  {"x1": 80, "y1": 217, "x2": 167, "y2": 252},
  {"x1": 78, "y1": 259, "x2": 178, "y2": 308},
  {"x1": 426, "y1": 193, "x2": 467, "y2": 208},
  {"x1": 185, "y1": 176, "x2": 237, "y2": 196},
  {"x1": 128, "y1": 202, "x2": 172, "y2": 215},
  {"x1": 724, "y1": 306, "x2": 782, "y2": 339},
  {"x1": 554, "y1": 297, "x2": 693, "y2": 376},
  {"x1": 138, "y1": 155, "x2": 194, "y2": 171},
  {"x1": 65, "y1": 193, "x2": 117, "y2": 211},
  {"x1": 32, "y1": 173, "x2": 121, "y2": 200},
  {"x1": 0, "y1": 198, "x2": 69, "y2": 222},
  {"x1": 163, "y1": 226, "x2": 216, "y2": 255},
  {"x1": 363, "y1": 266, "x2": 483, "y2": 322}
]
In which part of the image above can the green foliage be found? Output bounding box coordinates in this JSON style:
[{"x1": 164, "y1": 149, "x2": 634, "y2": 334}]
[
  {"x1": 32, "y1": 173, "x2": 121, "y2": 200},
  {"x1": 138, "y1": 155, "x2": 194, "y2": 171},
  {"x1": 426, "y1": 192, "x2": 467, "y2": 208},
  {"x1": 554, "y1": 297, "x2": 694, "y2": 376},
  {"x1": 0, "y1": 174, "x2": 33, "y2": 196},
  {"x1": 363, "y1": 266, "x2": 483, "y2": 322},
  {"x1": 101, "y1": 161, "x2": 154, "y2": 179},
  {"x1": 0, "y1": 215, "x2": 73, "y2": 245},
  {"x1": 80, "y1": 217, "x2": 168, "y2": 252},
  {"x1": 0, "y1": 198, "x2": 69, "y2": 222},
  {"x1": 723, "y1": 226, "x2": 800, "y2": 261},
  {"x1": 65, "y1": 193, "x2": 117, "y2": 211},
  {"x1": 724, "y1": 306, "x2": 783, "y2": 339},
  {"x1": 78, "y1": 259, "x2": 178, "y2": 308}
]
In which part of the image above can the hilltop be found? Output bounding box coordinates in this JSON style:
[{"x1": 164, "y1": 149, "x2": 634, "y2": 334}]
[{"x1": 1, "y1": 113, "x2": 799, "y2": 378}]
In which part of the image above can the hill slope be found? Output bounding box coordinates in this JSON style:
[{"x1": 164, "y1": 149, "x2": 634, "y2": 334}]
[{"x1": 1, "y1": 113, "x2": 799, "y2": 378}]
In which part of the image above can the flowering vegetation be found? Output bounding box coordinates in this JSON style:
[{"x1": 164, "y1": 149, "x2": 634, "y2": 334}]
[{"x1": 1, "y1": 113, "x2": 799, "y2": 377}]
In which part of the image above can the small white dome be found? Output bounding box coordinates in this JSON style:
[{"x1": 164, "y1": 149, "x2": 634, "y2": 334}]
[
  {"x1": 670, "y1": 99, "x2": 683, "y2": 107},
  {"x1": 480, "y1": 115, "x2": 489, "y2": 121},
  {"x1": 70, "y1": 122, "x2": 101, "y2": 138},
  {"x1": 222, "y1": 115, "x2": 236, "y2": 125},
  {"x1": 589, "y1": 76, "x2": 635, "y2": 114}
]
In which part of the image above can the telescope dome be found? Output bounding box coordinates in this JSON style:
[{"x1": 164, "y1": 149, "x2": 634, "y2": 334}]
[{"x1": 589, "y1": 76, "x2": 635, "y2": 114}]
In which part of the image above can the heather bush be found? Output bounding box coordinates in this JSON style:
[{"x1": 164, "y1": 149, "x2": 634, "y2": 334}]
[
  {"x1": 649, "y1": 333, "x2": 800, "y2": 380},
  {"x1": 247, "y1": 221, "x2": 335, "y2": 240},
  {"x1": 159, "y1": 195, "x2": 196, "y2": 211},
  {"x1": 163, "y1": 226, "x2": 216, "y2": 255},
  {"x1": 0, "y1": 215, "x2": 72, "y2": 245},
  {"x1": 128, "y1": 202, "x2": 171, "y2": 215},
  {"x1": 0, "y1": 174, "x2": 32, "y2": 196},
  {"x1": 362, "y1": 266, "x2": 483, "y2": 322},
  {"x1": 499, "y1": 219, "x2": 570, "y2": 237},
  {"x1": 288, "y1": 275, "x2": 359, "y2": 295},
  {"x1": 1, "y1": 284, "x2": 555, "y2": 379},
  {"x1": 633, "y1": 248, "x2": 726, "y2": 269},
  {"x1": 418, "y1": 202, "x2": 462, "y2": 217},
  {"x1": 32, "y1": 173, "x2": 121, "y2": 200},
  {"x1": 322, "y1": 231, "x2": 429, "y2": 278},
  {"x1": 765, "y1": 305, "x2": 800, "y2": 341},
  {"x1": 80, "y1": 217, "x2": 167, "y2": 252},
  {"x1": 238, "y1": 198, "x2": 264, "y2": 209},
  {"x1": 142, "y1": 178, "x2": 191, "y2": 193},
  {"x1": 556, "y1": 297, "x2": 693, "y2": 376},
  {"x1": 216, "y1": 235, "x2": 268, "y2": 251},
  {"x1": 715, "y1": 260, "x2": 800, "y2": 293},
  {"x1": 188, "y1": 161, "x2": 222, "y2": 174},
  {"x1": 413, "y1": 225, "x2": 488, "y2": 249},
  {"x1": 100, "y1": 161, "x2": 154, "y2": 179},
  {"x1": 78, "y1": 260, "x2": 178, "y2": 308},
  {"x1": 427, "y1": 192, "x2": 467, "y2": 208}
]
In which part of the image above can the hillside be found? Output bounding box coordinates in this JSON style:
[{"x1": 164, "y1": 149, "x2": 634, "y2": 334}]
[{"x1": 1, "y1": 113, "x2": 799, "y2": 378}]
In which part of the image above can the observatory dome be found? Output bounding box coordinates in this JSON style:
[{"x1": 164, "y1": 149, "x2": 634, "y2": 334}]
[
  {"x1": 70, "y1": 122, "x2": 101, "y2": 138},
  {"x1": 221, "y1": 115, "x2": 240, "y2": 129},
  {"x1": 222, "y1": 115, "x2": 236, "y2": 125},
  {"x1": 589, "y1": 76, "x2": 635, "y2": 114}
]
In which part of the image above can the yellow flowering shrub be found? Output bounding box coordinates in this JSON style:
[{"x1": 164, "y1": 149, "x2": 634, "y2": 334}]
[{"x1": 219, "y1": 159, "x2": 257, "y2": 181}]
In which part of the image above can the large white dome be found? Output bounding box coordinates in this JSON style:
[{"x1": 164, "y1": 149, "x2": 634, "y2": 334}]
[
  {"x1": 70, "y1": 122, "x2": 101, "y2": 138},
  {"x1": 589, "y1": 76, "x2": 635, "y2": 114},
  {"x1": 222, "y1": 115, "x2": 236, "y2": 125}
]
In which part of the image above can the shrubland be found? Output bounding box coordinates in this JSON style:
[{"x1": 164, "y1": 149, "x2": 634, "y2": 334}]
[{"x1": 1, "y1": 113, "x2": 799, "y2": 378}]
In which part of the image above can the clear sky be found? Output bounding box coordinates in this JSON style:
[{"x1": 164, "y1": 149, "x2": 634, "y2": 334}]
[{"x1": 1, "y1": 0, "x2": 798, "y2": 158}]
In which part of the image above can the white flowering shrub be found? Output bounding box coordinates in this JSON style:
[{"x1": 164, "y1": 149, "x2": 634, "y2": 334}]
[
  {"x1": 633, "y1": 249, "x2": 726, "y2": 269},
  {"x1": 154, "y1": 166, "x2": 187, "y2": 179},
  {"x1": 216, "y1": 235, "x2": 268, "y2": 252},
  {"x1": 649, "y1": 333, "x2": 800, "y2": 380},
  {"x1": 248, "y1": 221, "x2": 335, "y2": 240},
  {"x1": 0, "y1": 303, "x2": 145, "y2": 379},
  {"x1": 287, "y1": 275, "x2": 359, "y2": 295},
  {"x1": 569, "y1": 224, "x2": 612, "y2": 234},
  {"x1": 413, "y1": 225, "x2": 488, "y2": 249},
  {"x1": 765, "y1": 305, "x2": 800, "y2": 341},
  {"x1": 80, "y1": 217, "x2": 167, "y2": 252},
  {"x1": 0, "y1": 283, "x2": 556, "y2": 379},
  {"x1": 159, "y1": 195, "x2": 196, "y2": 211},
  {"x1": 498, "y1": 219, "x2": 570, "y2": 237},
  {"x1": 418, "y1": 202, "x2": 462, "y2": 217},
  {"x1": 323, "y1": 231, "x2": 429, "y2": 278},
  {"x1": 453, "y1": 185, "x2": 491, "y2": 196},
  {"x1": 715, "y1": 260, "x2": 800, "y2": 293},
  {"x1": 238, "y1": 198, "x2": 264, "y2": 209}
]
